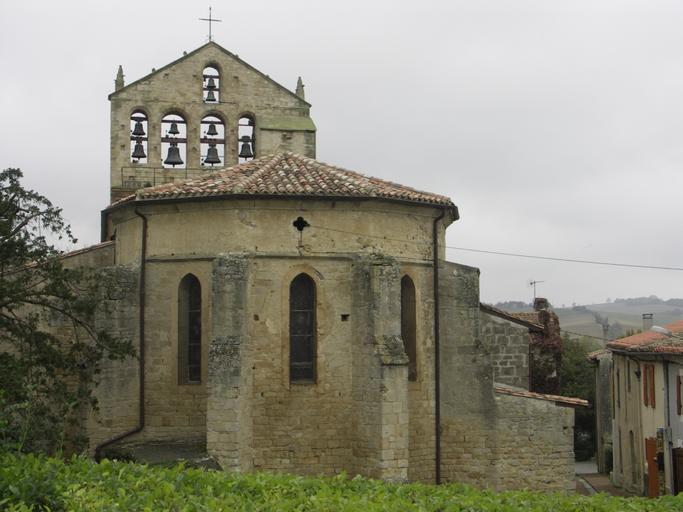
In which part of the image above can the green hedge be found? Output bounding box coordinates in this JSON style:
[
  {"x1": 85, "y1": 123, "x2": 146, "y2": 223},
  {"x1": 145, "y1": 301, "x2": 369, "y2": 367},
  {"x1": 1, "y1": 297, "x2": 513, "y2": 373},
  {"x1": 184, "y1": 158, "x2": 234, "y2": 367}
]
[{"x1": 1, "y1": 452, "x2": 682, "y2": 511}]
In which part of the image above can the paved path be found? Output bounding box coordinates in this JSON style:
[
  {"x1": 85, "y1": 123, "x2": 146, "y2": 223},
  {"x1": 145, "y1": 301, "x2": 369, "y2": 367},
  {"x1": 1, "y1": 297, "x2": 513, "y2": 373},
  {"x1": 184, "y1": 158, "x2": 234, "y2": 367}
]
[{"x1": 575, "y1": 458, "x2": 637, "y2": 497}]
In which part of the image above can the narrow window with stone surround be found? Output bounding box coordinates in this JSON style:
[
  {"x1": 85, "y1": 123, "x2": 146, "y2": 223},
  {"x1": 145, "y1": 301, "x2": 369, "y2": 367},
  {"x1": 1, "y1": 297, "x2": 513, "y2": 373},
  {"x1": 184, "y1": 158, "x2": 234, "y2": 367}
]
[
  {"x1": 289, "y1": 273, "x2": 316, "y2": 382},
  {"x1": 178, "y1": 274, "x2": 202, "y2": 384},
  {"x1": 401, "y1": 275, "x2": 417, "y2": 381}
]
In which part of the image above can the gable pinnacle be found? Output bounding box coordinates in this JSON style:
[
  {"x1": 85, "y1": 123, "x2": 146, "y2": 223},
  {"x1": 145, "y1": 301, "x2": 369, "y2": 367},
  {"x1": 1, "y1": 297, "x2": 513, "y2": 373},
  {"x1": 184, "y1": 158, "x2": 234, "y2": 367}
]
[
  {"x1": 296, "y1": 76, "x2": 305, "y2": 100},
  {"x1": 115, "y1": 65, "x2": 125, "y2": 91}
]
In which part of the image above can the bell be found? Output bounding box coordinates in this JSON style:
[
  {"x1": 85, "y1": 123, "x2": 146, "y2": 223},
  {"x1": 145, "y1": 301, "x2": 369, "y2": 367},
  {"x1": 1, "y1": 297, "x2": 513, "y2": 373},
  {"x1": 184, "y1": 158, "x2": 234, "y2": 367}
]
[
  {"x1": 164, "y1": 144, "x2": 183, "y2": 167},
  {"x1": 205, "y1": 90, "x2": 217, "y2": 102},
  {"x1": 131, "y1": 141, "x2": 146, "y2": 160},
  {"x1": 204, "y1": 144, "x2": 221, "y2": 165},
  {"x1": 206, "y1": 77, "x2": 217, "y2": 89},
  {"x1": 132, "y1": 121, "x2": 146, "y2": 137},
  {"x1": 239, "y1": 136, "x2": 254, "y2": 159},
  {"x1": 206, "y1": 123, "x2": 218, "y2": 136},
  {"x1": 168, "y1": 122, "x2": 180, "y2": 135}
]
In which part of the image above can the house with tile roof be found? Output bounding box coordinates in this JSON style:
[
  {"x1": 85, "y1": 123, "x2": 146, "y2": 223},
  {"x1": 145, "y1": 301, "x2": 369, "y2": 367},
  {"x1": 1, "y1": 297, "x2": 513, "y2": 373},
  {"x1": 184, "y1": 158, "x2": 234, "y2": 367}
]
[
  {"x1": 49, "y1": 41, "x2": 587, "y2": 492},
  {"x1": 602, "y1": 320, "x2": 683, "y2": 495},
  {"x1": 480, "y1": 297, "x2": 563, "y2": 395}
]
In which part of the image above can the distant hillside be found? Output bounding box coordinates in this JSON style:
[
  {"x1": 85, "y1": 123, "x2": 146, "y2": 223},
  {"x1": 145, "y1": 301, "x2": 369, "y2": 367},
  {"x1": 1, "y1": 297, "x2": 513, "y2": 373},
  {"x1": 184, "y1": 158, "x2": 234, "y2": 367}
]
[{"x1": 493, "y1": 296, "x2": 683, "y2": 341}]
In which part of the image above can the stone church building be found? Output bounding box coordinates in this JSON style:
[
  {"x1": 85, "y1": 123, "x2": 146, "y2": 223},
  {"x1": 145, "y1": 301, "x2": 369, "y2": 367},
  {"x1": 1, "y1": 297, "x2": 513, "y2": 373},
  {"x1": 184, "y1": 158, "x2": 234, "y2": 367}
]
[{"x1": 59, "y1": 41, "x2": 584, "y2": 491}]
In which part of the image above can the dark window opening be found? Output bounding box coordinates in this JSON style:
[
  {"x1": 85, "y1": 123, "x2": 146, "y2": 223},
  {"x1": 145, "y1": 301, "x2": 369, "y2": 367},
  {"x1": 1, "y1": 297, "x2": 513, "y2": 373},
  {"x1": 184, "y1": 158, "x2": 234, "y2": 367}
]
[
  {"x1": 178, "y1": 274, "x2": 201, "y2": 384},
  {"x1": 401, "y1": 275, "x2": 417, "y2": 381},
  {"x1": 289, "y1": 273, "x2": 316, "y2": 382}
]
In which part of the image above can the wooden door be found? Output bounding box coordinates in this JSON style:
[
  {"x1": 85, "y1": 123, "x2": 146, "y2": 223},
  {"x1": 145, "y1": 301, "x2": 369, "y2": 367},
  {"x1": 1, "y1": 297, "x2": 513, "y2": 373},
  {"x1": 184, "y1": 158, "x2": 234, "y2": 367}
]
[
  {"x1": 645, "y1": 437, "x2": 659, "y2": 497},
  {"x1": 673, "y1": 448, "x2": 683, "y2": 495}
]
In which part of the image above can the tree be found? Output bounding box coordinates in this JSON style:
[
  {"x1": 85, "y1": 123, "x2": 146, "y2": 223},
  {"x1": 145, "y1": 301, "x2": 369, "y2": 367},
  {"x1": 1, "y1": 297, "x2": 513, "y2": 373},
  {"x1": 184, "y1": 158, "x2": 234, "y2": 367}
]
[
  {"x1": 560, "y1": 333, "x2": 601, "y2": 461},
  {"x1": 0, "y1": 168, "x2": 133, "y2": 454}
]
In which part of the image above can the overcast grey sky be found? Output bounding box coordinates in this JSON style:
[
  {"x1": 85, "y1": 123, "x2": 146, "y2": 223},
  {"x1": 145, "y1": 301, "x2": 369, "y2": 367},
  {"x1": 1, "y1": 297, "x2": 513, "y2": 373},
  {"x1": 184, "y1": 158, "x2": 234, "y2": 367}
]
[{"x1": 1, "y1": 1, "x2": 682, "y2": 306}]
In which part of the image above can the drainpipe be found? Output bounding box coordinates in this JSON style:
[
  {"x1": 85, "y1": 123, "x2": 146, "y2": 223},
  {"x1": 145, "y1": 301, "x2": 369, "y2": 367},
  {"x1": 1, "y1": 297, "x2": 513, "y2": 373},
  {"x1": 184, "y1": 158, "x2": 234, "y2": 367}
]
[
  {"x1": 433, "y1": 207, "x2": 446, "y2": 485},
  {"x1": 94, "y1": 208, "x2": 147, "y2": 460}
]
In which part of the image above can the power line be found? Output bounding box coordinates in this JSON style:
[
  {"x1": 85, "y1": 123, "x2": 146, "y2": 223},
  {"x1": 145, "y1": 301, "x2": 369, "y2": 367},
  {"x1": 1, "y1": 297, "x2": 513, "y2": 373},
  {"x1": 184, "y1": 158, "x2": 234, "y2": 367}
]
[
  {"x1": 447, "y1": 246, "x2": 683, "y2": 271},
  {"x1": 309, "y1": 223, "x2": 683, "y2": 271}
]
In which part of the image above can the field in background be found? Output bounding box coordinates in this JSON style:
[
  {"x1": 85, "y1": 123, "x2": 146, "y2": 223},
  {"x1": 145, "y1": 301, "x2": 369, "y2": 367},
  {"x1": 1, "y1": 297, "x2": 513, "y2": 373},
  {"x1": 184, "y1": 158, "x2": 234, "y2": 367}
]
[{"x1": 494, "y1": 297, "x2": 683, "y2": 341}]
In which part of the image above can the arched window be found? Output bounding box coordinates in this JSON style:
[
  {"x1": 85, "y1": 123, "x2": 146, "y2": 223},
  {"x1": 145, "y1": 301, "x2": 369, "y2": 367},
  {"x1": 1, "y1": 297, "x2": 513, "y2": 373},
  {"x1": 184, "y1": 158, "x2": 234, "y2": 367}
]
[
  {"x1": 238, "y1": 115, "x2": 255, "y2": 162},
  {"x1": 401, "y1": 275, "x2": 417, "y2": 381},
  {"x1": 203, "y1": 66, "x2": 219, "y2": 103},
  {"x1": 178, "y1": 274, "x2": 201, "y2": 384},
  {"x1": 161, "y1": 113, "x2": 187, "y2": 169},
  {"x1": 200, "y1": 114, "x2": 225, "y2": 167},
  {"x1": 289, "y1": 273, "x2": 316, "y2": 382},
  {"x1": 130, "y1": 110, "x2": 148, "y2": 163}
]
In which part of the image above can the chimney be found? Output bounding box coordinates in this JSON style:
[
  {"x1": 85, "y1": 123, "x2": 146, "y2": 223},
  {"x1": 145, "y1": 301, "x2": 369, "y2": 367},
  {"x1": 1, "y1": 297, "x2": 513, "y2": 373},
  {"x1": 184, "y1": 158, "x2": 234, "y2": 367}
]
[
  {"x1": 642, "y1": 313, "x2": 653, "y2": 332},
  {"x1": 533, "y1": 297, "x2": 549, "y2": 311}
]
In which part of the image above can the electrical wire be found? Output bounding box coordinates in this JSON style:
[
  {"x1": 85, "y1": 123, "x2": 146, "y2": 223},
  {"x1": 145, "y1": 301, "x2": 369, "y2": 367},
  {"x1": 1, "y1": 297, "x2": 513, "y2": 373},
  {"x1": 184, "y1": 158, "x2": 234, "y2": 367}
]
[
  {"x1": 308, "y1": 223, "x2": 683, "y2": 271},
  {"x1": 446, "y1": 246, "x2": 683, "y2": 271}
]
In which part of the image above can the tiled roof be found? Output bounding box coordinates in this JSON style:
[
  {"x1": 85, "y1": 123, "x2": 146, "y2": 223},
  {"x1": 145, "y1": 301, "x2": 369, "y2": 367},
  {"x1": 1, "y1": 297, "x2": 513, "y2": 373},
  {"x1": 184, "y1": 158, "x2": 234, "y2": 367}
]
[
  {"x1": 479, "y1": 303, "x2": 543, "y2": 331},
  {"x1": 494, "y1": 385, "x2": 589, "y2": 408},
  {"x1": 607, "y1": 320, "x2": 683, "y2": 354},
  {"x1": 586, "y1": 348, "x2": 610, "y2": 361},
  {"x1": 109, "y1": 153, "x2": 455, "y2": 210},
  {"x1": 509, "y1": 311, "x2": 542, "y2": 325}
]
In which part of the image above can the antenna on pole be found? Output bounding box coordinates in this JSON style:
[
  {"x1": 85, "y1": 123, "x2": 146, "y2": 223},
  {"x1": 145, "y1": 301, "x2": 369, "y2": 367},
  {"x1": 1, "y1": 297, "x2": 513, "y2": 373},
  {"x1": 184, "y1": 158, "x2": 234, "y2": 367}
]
[
  {"x1": 529, "y1": 279, "x2": 545, "y2": 300},
  {"x1": 199, "y1": 6, "x2": 222, "y2": 42}
]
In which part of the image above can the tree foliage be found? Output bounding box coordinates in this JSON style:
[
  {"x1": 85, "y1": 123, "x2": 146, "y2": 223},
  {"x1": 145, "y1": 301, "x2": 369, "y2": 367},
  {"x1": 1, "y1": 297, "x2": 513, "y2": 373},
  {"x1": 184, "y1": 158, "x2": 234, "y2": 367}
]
[
  {"x1": 560, "y1": 333, "x2": 601, "y2": 461},
  {"x1": 0, "y1": 168, "x2": 134, "y2": 454}
]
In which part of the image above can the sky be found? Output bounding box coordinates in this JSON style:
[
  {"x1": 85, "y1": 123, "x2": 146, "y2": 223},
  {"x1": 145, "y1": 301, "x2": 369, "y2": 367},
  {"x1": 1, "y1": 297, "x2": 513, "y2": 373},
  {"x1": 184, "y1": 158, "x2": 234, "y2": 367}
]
[{"x1": 1, "y1": 0, "x2": 682, "y2": 307}]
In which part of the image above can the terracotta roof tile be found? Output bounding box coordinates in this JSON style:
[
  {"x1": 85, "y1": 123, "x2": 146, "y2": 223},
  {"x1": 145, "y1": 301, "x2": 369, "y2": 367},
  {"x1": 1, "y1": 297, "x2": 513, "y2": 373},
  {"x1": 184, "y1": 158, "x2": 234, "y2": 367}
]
[
  {"x1": 607, "y1": 320, "x2": 683, "y2": 354},
  {"x1": 494, "y1": 385, "x2": 589, "y2": 408},
  {"x1": 587, "y1": 349, "x2": 610, "y2": 361},
  {"x1": 109, "y1": 153, "x2": 455, "y2": 209},
  {"x1": 479, "y1": 303, "x2": 543, "y2": 331}
]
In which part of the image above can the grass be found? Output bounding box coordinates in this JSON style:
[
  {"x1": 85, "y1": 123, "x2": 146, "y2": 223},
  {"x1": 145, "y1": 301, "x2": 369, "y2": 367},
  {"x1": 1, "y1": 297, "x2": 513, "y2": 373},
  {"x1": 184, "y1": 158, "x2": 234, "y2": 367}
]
[{"x1": 2, "y1": 452, "x2": 682, "y2": 511}]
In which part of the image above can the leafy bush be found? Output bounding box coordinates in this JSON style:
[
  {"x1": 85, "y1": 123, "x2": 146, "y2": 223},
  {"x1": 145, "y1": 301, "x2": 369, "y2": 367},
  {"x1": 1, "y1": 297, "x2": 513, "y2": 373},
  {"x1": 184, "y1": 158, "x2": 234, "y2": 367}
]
[{"x1": 1, "y1": 453, "x2": 683, "y2": 511}]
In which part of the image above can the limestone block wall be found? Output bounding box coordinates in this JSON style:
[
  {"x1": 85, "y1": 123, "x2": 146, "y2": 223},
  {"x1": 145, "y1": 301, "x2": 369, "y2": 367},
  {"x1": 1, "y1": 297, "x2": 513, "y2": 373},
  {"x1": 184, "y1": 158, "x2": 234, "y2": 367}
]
[
  {"x1": 439, "y1": 261, "x2": 498, "y2": 486},
  {"x1": 84, "y1": 264, "x2": 140, "y2": 450},
  {"x1": 439, "y1": 260, "x2": 576, "y2": 492},
  {"x1": 45, "y1": 243, "x2": 139, "y2": 451},
  {"x1": 493, "y1": 393, "x2": 575, "y2": 492},
  {"x1": 481, "y1": 319, "x2": 530, "y2": 389},
  {"x1": 242, "y1": 256, "x2": 357, "y2": 475}
]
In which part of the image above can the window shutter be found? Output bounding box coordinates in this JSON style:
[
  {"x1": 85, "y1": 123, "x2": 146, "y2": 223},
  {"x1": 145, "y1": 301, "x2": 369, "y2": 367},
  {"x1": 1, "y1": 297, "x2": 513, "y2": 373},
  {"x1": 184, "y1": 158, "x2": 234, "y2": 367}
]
[
  {"x1": 649, "y1": 365, "x2": 656, "y2": 408},
  {"x1": 643, "y1": 365, "x2": 649, "y2": 407},
  {"x1": 677, "y1": 375, "x2": 682, "y2": 416}
]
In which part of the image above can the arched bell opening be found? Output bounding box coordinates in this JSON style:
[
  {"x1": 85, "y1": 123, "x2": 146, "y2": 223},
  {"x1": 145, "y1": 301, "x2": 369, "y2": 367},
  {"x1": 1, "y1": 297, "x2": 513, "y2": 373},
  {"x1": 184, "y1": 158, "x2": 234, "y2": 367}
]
[
  {"x1": 161, "y1": 113, "x2": 187, "y2": 169},
  {"x1": 238, "y1": 115, "x2": 255, "y2": 162},
  {"x1": 200, "y1": 114, "x2": 225, "y2": 168},
  {"x1": 130, "y1": 110, "x2": 148, "y2": 163},
  {"x1": 203, "y1": 66, "x2": 220, "y2": 103}
]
